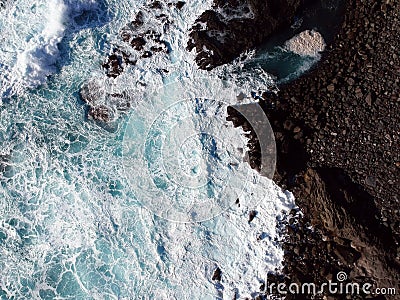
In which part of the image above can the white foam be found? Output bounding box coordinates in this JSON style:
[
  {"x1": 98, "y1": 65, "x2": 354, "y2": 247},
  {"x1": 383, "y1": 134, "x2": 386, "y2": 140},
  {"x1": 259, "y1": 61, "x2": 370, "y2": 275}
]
[
  {"x1": 151, "y1": 182, "x2": 295, "y2": 299},
  {"x1": 0, "y1": 0, "x2": 297, "y2": 299},
  {"x1": 14, "y1": 0, "x2": 68, "y2": 88},
  {"x1": 0, "y1": 0, "x2": 98, "y2": 95}
]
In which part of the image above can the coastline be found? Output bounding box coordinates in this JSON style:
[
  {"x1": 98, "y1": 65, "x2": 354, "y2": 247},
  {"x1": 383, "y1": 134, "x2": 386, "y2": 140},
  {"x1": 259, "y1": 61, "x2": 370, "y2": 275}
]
[
  {"x1": 83, "y1": 0, "x2": 399, "y2": 297},
  {"x1": 0, "y1": 0, "x2": 397, "y2": 297},
  {"x1": 227, "y1": 0, "x2": 399, "y2": 297}
]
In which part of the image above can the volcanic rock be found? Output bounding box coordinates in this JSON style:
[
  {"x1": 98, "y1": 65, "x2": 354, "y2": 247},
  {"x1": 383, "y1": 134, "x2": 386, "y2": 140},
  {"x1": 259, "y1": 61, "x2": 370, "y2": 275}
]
[{"x1": 187, "y1": 0, "x2": 305, "y2": 70}]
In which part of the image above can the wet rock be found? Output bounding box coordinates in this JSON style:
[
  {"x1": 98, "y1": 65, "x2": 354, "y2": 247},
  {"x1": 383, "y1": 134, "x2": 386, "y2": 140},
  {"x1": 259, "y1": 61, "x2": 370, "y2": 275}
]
[
  {"x1": 142, "y1": 51, "x2": 153, "y2": 58},
  {"x1": 175, "y1": 1, "x2": 185, "y2": 9},
  {"x1": 102, "y1": 3, "x2": 173, "y2": 78},
  {"x1": 149, "y1": 1, "x2": 162, "y2": 9},
  {"x1": 102, "y1": 54, "x2": 123, "y2": 78},
  {"x1": 212, "y1": 267, "x2": 222, "y2": 281},
  {"x1": 259, "y1": 282, "x2": 265, "y2": 291},
  {"x1": 130, "y1": 37, "x2": 146, "y2": 50},
  {"x1": 187, "y1": 0, "x2": 302, "y2": 69},
  {"x1": 88, "y1": 105, "x2": 112, "y2": 123},
  {"x1": 248, "y1": 210, "x2": 258, "y2": 223},
  {"x1": 101, "y1": 50, "x2": 137, "y2": 78}
]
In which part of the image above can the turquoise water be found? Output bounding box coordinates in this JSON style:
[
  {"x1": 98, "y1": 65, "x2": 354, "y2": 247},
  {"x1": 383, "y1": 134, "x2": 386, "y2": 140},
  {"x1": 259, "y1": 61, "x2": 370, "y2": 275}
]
[{"x1": 0, "y1": 0, "x2": 300, "y2": 299}]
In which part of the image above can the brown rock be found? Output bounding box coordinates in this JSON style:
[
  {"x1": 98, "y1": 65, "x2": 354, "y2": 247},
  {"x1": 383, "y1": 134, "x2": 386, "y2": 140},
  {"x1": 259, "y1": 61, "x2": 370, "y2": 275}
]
[
  {"x1": 212, "y1": 267, "x2": 222, "y2": 281},
  {"x1": 88, "y1": 105, "x2": 112, "y2": 123},
  {"x1": 248, "y1": 210, "x2": 258, "y2": 223},
  {"x1": 365, "y1": 92, "x2": 372, "y2": 106}
]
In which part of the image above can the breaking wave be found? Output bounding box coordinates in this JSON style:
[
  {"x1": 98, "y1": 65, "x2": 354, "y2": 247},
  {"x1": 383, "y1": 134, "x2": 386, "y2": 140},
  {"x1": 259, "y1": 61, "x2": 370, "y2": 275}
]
[{"x1": 0, "y1": 0, "x2": 102, "y2": 97}]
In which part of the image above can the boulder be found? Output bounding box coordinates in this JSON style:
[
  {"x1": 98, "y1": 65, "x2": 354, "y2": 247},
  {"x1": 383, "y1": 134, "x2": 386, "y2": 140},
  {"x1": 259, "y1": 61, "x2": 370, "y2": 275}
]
[{"x1": 187, "y1": 0, "x2": 305, "y2": 69}]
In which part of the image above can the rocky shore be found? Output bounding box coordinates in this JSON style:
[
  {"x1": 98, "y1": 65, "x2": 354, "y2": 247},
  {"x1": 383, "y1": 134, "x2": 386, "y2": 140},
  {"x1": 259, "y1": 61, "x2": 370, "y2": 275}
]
[
  {"x1": 83, "y1": 1, "x2": 186, "y2": 122},
  {"x1": 101, "y1": 0, "x2": 184, "y2": 80},
  {"x1": 87, "y1": 0, "x2": 399, "y2": 298},
  {"x1": 187, "y1": 0, "x2": 303, "y2": 70},
  {"x1": 226, "y1": 0, "x2": 399, "y2": 298}
]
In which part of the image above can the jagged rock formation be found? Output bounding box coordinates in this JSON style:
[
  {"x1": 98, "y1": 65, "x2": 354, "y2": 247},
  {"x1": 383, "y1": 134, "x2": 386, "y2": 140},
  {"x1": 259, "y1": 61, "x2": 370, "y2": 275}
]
[
  {"x1": 101, "y1": 1, "x2": 184, "y2": 78},
  {"x1": 187, "y1": 0, "x2": 304, "y2": 69},
  {"x1": 82, "y1": 1, "x2": 186, "y2": 121}
]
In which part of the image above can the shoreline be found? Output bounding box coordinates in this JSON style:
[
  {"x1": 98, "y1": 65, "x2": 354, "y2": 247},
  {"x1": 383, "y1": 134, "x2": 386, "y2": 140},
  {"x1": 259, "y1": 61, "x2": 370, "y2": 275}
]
[
  {"x1": 227, "y1": 0, "x2": 399, "y2": 297},
  {"x1": 85, "y1": 0, "x2": 399, "y2": 297}
]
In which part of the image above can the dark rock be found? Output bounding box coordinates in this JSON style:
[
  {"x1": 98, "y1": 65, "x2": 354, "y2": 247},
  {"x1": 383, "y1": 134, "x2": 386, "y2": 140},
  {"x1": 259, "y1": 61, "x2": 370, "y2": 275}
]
[
  {"x1": 212, "y1": 267, "x2": 222, "y2": 281},
  {"x1": 131, "y1": 11, "x2": 144, "y2": 28},
  {"x1": 175, "y1": 1, "x2": 185, "y2": 9},
  {"x1": 149, "y1": 1, "x2": 163, "y2": 9},
  {"x1": 248, "y1": 210, "x2": 258, "y2": 223},
  {"x1": 142, "y1": 51, "x2": 153, "y2": 58},
  {"x1": 130, "y1": 37, "x2": 146, "y2": 50},
  {"x1": 226, "y1": 0, "x2": 400, "y2": 296},
  {"x1": 88, "y1": 105, "x2": 112, "y2": 123},
  {"x1": 187, "y1": 0, "x2": 303, "y2": 69},
  {"x1": 102, "y1": 54, "x2": 123, "y2": 78},
  {"x1": 102, "y1": 4, "x2": 173, "y2": 78},
  {"x1": 259, "y1": 282, "x2": 265, "y2": 291}
]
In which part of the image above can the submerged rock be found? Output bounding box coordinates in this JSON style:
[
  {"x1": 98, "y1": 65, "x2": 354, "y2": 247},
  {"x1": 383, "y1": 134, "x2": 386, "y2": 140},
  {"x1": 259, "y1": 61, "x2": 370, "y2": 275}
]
[
  {"x1": 88, "y1": 105, "x2": 112, "y2": 123},
  {"x1": 0, "y1": 153, "x2": 11, "y2": 178},
  {"x1": 79, "y1": 81, "x2": 132, "y2": 124},
  {"x1": 79, "y1": 80, "x2": 104, "y2": 107}
]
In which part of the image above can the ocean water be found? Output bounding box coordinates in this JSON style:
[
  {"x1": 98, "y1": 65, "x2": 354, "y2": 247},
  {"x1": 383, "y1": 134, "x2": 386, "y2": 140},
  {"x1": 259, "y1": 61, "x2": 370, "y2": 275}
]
[
  {"x1": 240, "y1": 0, "x2": 344, "y2": 83},
  {"x1": 0, "y1": 0, "x2": 314, "y2": 299}
]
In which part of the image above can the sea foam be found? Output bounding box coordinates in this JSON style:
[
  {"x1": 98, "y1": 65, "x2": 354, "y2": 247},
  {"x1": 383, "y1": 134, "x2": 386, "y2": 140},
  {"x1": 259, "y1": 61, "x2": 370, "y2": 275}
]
[
  {"x1": 0, "y1": 0, "x2": 296, "y2": 299},
  {"x1": 15, "y1": 0, "x2": 68, "y2": 88}
]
